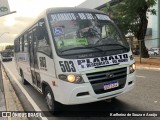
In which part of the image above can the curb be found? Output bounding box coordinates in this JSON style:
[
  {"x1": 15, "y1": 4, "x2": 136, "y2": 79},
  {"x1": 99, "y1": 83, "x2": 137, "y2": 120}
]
[
  {"x1": 1, "y1": 64, "x2": 28, "y2": 120},
  {"x1": 0, "y1": 62, "x2": 6, "y2": 114},
  {"x1": 136, "y1": 66, "x2": 160, "y2": 71},
  {"x1": 0, "y1": 90, "x2": 6, "y2": 112},
  {"x1": 2, "y1": 63, "x2": 47, "y2": 120}
]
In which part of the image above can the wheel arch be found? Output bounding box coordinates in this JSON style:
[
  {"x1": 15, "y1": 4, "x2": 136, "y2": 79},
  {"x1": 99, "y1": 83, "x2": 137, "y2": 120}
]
[
  {"x1": 19, "y1": 68, "x2": 23, "y2": 75},
  {"x1": 42, "y1": 81, "x2": 51, "y2": 95}
]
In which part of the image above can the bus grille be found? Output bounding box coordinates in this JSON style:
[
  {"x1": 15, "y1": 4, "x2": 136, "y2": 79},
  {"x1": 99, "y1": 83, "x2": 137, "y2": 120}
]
[{"x1": 86, "y1": 67, "x2": 127, "y2": 94}]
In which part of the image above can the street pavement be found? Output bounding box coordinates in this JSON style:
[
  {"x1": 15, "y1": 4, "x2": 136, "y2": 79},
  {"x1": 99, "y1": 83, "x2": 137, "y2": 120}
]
[{"x1": 0, "y1": 57, "x2": 160, "y2": 120}]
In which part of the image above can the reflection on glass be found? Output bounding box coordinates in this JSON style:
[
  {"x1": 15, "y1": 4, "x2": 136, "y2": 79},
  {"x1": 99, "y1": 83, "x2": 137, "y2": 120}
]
[{"x1": 48, "y1": 13, "x2": 129, "y2": 55}]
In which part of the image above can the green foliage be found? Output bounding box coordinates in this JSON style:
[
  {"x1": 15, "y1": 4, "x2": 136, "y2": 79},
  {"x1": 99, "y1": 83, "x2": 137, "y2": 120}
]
[
  {"x1": 5, "y1": 45, "x2": 14, "y2": 50},
  {"x1": 101, "y1": 0, "x2": 157, "y2": 58},
  {"x1": 101, "y1": 3, "x2": 112, "y2": 15},
  {"x1": 101, "y1": 0, "x2": 157, "y2": 37}
]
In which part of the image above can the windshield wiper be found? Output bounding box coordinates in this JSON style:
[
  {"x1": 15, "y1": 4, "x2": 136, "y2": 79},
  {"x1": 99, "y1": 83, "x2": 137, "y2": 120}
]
[
  {"x1": 59, "y1": 43, "x2": 128, "y2": 54},
  {"x1": 96, "y1": 43, "x2": 129, "y2": 50},
  {"x1": 59, "y1": 47, "x2": 86, "y2": 53},
  {"x1": 87, "y1": 45, "x2": 105, "y2": 53},
  {"x1": 59, "y1": 46, "x2": 105, "y2": 53}
]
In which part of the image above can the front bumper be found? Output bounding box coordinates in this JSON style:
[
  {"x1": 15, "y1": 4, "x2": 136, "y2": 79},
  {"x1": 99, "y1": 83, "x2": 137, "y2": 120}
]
[
  {"x1": 2, "y1": 58, "x2": 12, "y2": 62},
  {"x1": 54, "y1": 72, "x2": 136, "y2": 105}
]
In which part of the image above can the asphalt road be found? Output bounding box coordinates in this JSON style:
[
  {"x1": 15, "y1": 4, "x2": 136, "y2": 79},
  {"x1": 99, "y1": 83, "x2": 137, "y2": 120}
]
[{"x1": 2, "y1": 60, "x2": 160, "y2": 120}]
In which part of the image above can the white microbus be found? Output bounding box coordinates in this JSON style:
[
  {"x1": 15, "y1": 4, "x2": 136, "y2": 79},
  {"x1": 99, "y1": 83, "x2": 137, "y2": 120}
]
[{"x1": 14, "y1": 7, "x2": 136, "y2": 113}]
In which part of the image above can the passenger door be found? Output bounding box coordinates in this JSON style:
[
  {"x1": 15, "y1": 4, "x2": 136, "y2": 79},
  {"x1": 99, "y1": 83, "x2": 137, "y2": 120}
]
[{"x1": 28, "y1": 26, "x2": 41, "y2": 89}]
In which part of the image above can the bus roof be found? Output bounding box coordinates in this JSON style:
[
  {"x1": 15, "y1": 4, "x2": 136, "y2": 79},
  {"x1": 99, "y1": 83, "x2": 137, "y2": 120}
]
[{"x1": 46, "y1": 7, "x2": 104, "y2": 14}]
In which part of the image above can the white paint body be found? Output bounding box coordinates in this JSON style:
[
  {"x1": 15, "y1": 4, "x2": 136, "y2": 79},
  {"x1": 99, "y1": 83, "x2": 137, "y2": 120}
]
[{"x1": 14, "y1": 8, "x2": 136, "y2": 105}]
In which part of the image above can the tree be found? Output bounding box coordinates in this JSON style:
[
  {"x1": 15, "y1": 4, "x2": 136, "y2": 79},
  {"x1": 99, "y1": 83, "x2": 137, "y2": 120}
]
[
  {"x1": 101, "y1": 0, "x2": 157, "y2": 58},
  {"x1": 5, "y1": 45, "x2": 14, "y2": 50}
]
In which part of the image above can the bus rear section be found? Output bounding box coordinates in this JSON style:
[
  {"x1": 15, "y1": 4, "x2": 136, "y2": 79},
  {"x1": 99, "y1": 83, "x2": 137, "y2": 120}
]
[{"x1": 14, "y1": 7, "x2": 136, "y2": 113}]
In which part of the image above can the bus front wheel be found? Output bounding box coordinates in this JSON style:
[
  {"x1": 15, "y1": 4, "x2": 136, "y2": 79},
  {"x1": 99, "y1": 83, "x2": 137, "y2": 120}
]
[{"x1": 45, "y1": 86, "x2": 60, "y2": 114}]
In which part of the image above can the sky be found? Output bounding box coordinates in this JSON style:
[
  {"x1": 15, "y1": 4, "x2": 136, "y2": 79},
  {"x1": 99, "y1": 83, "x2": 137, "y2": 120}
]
[{"x1": 0, "y1": 0, "x2": 86, "y2": 46}]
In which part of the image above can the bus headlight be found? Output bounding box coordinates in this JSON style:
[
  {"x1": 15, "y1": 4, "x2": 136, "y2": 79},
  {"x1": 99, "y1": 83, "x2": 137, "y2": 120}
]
[
  {"x1": 67, "y1": 75, "x2": 76, "y2": 83},
  {"x1": 129, "y1": 63, "x2": 136, "y2": 74},
  {"x1": 58, "y1": 74, "x2": 83, "y2": 83}
]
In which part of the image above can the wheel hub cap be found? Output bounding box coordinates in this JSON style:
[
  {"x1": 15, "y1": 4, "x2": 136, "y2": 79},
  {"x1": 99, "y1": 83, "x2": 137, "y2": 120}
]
[{"x1": 46, "y1": 92, "x2": 53, "y2": 109}]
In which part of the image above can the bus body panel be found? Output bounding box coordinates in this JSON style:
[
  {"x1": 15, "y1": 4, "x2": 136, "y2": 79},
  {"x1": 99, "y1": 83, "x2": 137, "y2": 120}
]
[
  {"x1": 15, "y1": 52, "x2": 32, "y2": 84},
  {"x1": 48, "y1": 65, "x2": 135, "y2": 105},
  {"x1": 14, "y1": 7, "x2": 136, "y2": 107},
  {"x1": 49, "y1": 51, "x2": 136, "y2": 104},
  {"x1": 37, "y1": 52, "x2": 56, "y2": 89}
]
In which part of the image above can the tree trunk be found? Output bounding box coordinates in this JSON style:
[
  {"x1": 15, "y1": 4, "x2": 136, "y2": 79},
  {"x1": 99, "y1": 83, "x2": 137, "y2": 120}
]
[
  {"x1": 140, "y1": 39, "x2": 149, "y2": 58},
  {"x1": 137, "y1": 11, "x2": 149, "y2": 58}
]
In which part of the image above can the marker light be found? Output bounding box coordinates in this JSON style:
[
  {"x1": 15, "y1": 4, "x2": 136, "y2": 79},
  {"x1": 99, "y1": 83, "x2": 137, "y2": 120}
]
[
  {"x1": 75, "y1": 76, "x2": 82, "y2": 82},
  {"x1": 58, "y1": 74, "x2": 67, "y2": 80}
]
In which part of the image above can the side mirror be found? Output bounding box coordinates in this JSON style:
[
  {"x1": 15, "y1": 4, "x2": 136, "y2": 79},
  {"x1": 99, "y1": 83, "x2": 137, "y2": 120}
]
[{"x1": 35, "y1": 26, "x2": 45, "y2": 40}]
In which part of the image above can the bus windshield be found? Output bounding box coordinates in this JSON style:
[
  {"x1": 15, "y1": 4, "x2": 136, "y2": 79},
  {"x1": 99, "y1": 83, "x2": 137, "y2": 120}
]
[{"x1": 48, "y1": 12, "x2": 129, "y2": 56}]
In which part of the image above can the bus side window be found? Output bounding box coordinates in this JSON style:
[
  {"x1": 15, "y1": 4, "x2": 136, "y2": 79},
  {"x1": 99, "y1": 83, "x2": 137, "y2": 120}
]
[
  {"x1": 36, "y1": 25, "x2": 52, "y2": 58},
  {"x1": 20, "y1": 36, "x2": 25, "y2": 52},
  {"x1": 14, "y1": 39, "x2": 20, "y2": 53},
  {"x1": 17, "y1": 38, "x2": 20, "y2": 52},
  {"x1": 24, "y1": 34, "x2": 28, "y2": 52}
]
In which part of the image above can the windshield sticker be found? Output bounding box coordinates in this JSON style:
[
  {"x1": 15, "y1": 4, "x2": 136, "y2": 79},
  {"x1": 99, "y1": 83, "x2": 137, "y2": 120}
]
[
  {"x1": 95, "y1": 14, "x2": 110, "y2": 21},
  {"x1": 53, "y1": 27, "x2": 64, "y2": 36},
  {"x1": 51, "y1": 13, "x2": 76, "y2": 21},
  {"x1": 51, "y1": 13, "x2": 110, "y2": 22},
  {"x1": 78, "y1": 13, "x2": 94, "y2": 20},
  {"x1": 75, "y1": 53, "x2": 129, "y2": 71}
]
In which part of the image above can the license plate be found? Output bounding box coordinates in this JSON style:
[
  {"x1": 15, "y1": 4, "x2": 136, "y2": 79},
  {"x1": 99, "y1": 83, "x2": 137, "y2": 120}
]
[{"x1": 104, "y1": 81, "x2": 119, "y2": 90}]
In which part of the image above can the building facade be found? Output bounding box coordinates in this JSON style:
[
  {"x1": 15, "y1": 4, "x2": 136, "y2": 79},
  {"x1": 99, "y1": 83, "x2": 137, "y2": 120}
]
[
  {"x1": 78, "y1": 0, "x2": 110, "y2": 9},
  {"x1": 152, "y1": 1, "x2": 160, "y2": 48}
]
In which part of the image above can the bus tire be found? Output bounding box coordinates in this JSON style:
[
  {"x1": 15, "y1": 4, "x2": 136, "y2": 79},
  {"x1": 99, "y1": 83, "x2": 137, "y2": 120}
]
[
  {"x1": 20, "y1": 70, "x2": 27, "y2": 85},
  {"x1": 45, "y1": 86, "x2": 61, "y2": 114}
]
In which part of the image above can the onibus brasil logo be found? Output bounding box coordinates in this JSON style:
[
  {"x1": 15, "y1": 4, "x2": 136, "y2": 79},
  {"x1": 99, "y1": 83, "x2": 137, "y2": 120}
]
[{"x1": 0, "y1": 6, "x2": 8, "y2": 12}]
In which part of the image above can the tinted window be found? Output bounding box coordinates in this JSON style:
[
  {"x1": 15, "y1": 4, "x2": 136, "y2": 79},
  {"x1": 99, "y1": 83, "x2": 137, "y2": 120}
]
[
  {"x1": 37, "y1": 22, "x2": 52, "y2": 57},
  {"x1": 14, "y1": 39, "x2": 20, "y2": 53},
  {"x1": 24, "y1": 34, "x2": 28, "y2": 52},
  {"x1": 20, "y1": 36, "x2": 24, "y2": 52}
]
